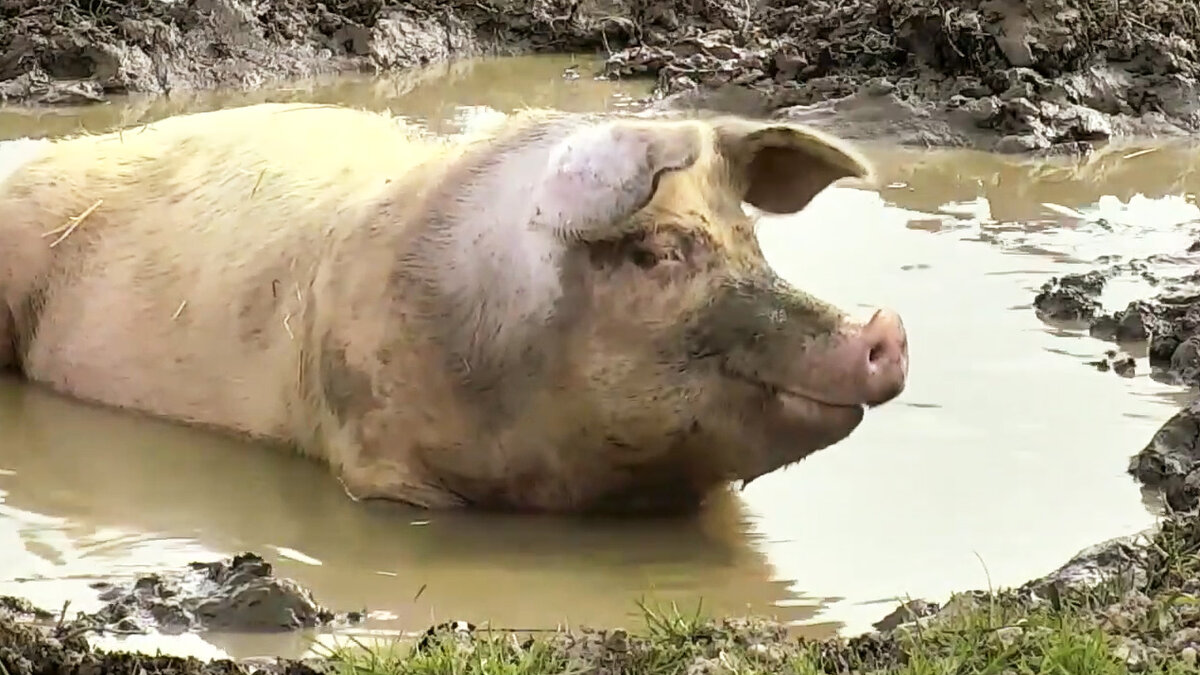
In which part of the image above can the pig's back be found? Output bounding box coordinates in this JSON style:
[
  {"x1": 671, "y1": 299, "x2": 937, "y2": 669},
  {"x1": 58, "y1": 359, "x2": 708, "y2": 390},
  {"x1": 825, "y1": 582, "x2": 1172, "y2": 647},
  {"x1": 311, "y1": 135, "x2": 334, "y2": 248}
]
[{"x1": 0, "y1": 102, "x2": 442, "y2": 442}]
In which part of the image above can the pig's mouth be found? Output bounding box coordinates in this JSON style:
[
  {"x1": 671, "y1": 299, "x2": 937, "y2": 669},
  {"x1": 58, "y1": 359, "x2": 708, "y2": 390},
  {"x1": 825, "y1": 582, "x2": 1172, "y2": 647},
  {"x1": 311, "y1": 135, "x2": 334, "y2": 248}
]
[
  {"x1": 771, "y1": 386, "x2": 865, "y2": 412},
  {"x1": 720, "y1": 369, "x2": 864, "y2": 413},
  {"x1": 716, "y1": 366, "x2": 867, "y2": 484}
]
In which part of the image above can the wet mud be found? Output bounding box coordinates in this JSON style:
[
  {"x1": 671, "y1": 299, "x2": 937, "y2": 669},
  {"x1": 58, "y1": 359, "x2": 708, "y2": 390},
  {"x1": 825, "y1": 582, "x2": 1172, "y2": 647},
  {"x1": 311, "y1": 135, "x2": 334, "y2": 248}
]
[
  {"x1": 0, "y1": 553, "x2": 363, "y2": 674},
  {"x1": 1131, "y1": 397, "x2": 1200, "y2": 513},
  {"x1": 0, "y1": 0, "x2": 607, "y2": 107},
  {"x1": 0, "y1": 597, "x2": 326, "y2": 675},
  {"x1": 5, "y1": 0, "x2": 1200, "y2": 152},
  {"x1": 6, "y1": 512, "x2": 1200, "y2": 674},
  {"x1": 616, "y1": 0, "x2": 1200, "y2": 152},
  {"x1": 74, "y1": 552, "x2": 356, "y2": 637},
  {"x1": 1034, "y1": 262, "x2": 1200, "y2": 383},
  {"x1": 1032, "y1": 256, "x2": 1200, "y2": 512},
  {"x1": 836, "y1": 513, "x2": 1200, "y2": 670}
]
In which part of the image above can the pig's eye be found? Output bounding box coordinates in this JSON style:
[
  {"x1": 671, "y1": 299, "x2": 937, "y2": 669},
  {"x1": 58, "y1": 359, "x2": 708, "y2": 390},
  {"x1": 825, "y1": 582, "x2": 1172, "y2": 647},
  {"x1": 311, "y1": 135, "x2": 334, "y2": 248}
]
[
  {"x1": 629, "y1": 239, "x2": 689, "y2": 270},
  {"x1": 630, "y1": 247, "x2": 660, "y2": 269}
]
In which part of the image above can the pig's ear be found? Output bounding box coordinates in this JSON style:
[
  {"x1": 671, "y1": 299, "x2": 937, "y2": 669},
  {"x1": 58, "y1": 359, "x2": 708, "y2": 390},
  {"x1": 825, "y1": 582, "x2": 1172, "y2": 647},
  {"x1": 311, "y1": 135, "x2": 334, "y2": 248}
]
[
  {"x1": 529, "y1": 119, "x2": 703, "y2": 241},
  {"x1": 713, "y1": 119, "x2": 874, "y2": 214}
]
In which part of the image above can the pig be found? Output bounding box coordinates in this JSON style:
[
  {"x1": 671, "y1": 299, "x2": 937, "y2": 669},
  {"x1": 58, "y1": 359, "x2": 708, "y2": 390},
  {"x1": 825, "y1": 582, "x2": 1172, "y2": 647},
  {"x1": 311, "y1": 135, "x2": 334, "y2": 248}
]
[{"x1": 0, "y1": 102, "x2": 908, "y2": 514}]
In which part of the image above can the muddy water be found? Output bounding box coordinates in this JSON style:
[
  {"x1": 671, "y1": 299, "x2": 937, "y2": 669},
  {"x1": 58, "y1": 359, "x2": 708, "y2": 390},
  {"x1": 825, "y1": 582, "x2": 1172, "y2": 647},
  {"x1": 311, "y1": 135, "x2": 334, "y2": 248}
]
[{"x1": 0, "y1": 53, "x2": 1197, "y2": 659}]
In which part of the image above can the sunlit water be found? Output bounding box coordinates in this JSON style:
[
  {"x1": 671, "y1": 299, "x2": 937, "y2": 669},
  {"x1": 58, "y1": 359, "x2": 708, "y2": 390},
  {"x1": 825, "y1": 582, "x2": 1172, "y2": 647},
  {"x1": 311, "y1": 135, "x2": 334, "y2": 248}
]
[{"x1": 1, "y1": 53, "x2": 1198, "y2": 660}]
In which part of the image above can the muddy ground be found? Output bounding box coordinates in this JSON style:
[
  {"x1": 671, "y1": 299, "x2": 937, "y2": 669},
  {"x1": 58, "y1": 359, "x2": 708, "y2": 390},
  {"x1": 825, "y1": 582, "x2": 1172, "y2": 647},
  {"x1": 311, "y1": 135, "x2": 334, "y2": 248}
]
[
  {"x1": 0, "y1": 552, "x2": 359, "y2": 674},
  {"x1": 1031, "y1": 252, "x2": 1200, "y2": 514},
  {"x1": 620, "y1": 0, "x2": 1200, "y2": 152},
  {"x1": 4, "y1": 0, "x2": 1200, "y2": 152},
  {"x1": 4, "y1": 514, "x2": 1200, "y2": 674},
  {"x1": 20, "y1": 552, "x2": 360, "y2": 637}
]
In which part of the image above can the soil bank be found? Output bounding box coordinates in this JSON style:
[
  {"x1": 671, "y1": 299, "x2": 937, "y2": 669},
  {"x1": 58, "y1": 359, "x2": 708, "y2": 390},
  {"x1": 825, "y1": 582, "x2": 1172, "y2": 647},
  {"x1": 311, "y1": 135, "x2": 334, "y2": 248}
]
[
  {"x1": 5, "y1": 0, "x2": 1200, "y2": 153},
  {"x1": 5, "y1": 511, "x2": 1200, "y2": 674}
]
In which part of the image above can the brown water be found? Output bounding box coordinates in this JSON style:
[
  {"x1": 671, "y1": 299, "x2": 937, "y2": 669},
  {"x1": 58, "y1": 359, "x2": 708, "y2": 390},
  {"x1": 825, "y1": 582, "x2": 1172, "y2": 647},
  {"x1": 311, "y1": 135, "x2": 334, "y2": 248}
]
[{"x1": 1, "y1": 53, "x2": 1198, "y2": 660}]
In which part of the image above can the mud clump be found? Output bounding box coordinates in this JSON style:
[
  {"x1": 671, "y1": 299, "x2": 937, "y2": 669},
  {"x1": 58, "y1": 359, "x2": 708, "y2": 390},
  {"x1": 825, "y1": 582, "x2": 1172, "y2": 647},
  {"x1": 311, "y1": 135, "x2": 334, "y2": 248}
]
[
  {"x1": 0, "y1": 552, "x2": 357, "y2": 673},
  {"x1": 1028, "y1": 245, "x2": 1200, "y2": 511},
  {"x1": 870, "y1": 598, "x2": 939, "y2": 632},
  {"x1": 1032, "y1": 258, "x2": 1200, "y2": 387},
  {"x1": 1033, "y1": 271, "x2": 1107, "y2": 321},
  {"x1": 1093, "y1": 289, "x2": 1200, "y2": 385},
  {"x1": 606, "y1": 0, "x2": 1200, "y2": 152},
  {"x1": 1130, "y1": 397, "x2": 1200, "y2": 513},
  {"x1": 1087, "y1": 349, "x2": 1137, "y2": 378},
  {"x1": 1032, "y1": 261, "x2": 1200, "y2": 510},
  {"x1": 0, "y1": 596, "x2": 327, "y2": 675},
  {"x1": 81, "y1": 552, "x2": 359, "y2": 635},
  {"x1": 0, "y1": 0, "x2": 619, "y2": 107},
  {"x1": 6, "y1": 1, "x2": 1200, "y2": 152}
]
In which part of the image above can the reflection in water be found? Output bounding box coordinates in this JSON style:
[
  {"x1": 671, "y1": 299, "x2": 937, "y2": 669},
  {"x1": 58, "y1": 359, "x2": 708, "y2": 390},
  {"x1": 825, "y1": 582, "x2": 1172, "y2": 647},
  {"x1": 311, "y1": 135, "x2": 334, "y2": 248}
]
[
  {"x1": 0, "y1": 52, "x2": 1198, "y2": 658},
  {"x1": 864, "y1": 141, "x2": 1200, "y2": 219},
  {"x1": 0, "y1": 375, "x2": 815, "y2": 659},
  {"x1": 868, "y1": 143, "x2": 1200, "y2": 268}
]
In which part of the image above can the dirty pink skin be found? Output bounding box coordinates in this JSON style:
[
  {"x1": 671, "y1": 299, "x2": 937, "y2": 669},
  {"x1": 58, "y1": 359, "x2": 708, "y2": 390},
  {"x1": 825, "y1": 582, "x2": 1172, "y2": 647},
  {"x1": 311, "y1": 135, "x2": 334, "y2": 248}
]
[
  {"x1": 704, "y1": 294, "x2": 908, "y2": 488},
  {"x1": 775, "y1": 307, "x2": 908, "y2": 468},
  {"x1": 0, "y1": 103, "x2": 908, "y2": 515},
  {"x1": 767, "y1": 308, "x2": 908, "y2": 406}
]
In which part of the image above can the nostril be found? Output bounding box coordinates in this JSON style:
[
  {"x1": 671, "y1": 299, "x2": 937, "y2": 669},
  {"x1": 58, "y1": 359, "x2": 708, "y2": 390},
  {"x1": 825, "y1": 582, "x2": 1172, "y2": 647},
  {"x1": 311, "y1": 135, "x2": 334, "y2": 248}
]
[
  {"x1": 862, "y1": 308, "x2": 906, "y2": 369},
  {"x1": 867, "y1": 344, "x2": 883, "y2": 366},
  {"x1": 852, "y1": 308, "x2": 909, "y2": 404}
]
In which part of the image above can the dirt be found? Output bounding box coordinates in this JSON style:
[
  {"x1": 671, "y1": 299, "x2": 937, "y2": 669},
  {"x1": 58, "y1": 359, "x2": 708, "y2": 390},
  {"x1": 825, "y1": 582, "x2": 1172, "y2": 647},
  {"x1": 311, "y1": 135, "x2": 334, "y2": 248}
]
[
  {"x1": 614, "y1": 0, "x2": 1200, "y2": 152},
  {"x1": 1131, "y1": 398, "x2": 1200, "y2": 513},
  {"x1": 0, "y1": 599, "x2": 328, "y2": 675},
  {"x1": 854, "y1": 514, "x2": 1200, "y2": 670},
  {"x1": 0, "y1": 0, "x2": 613, "y2": 107},
  {"x1": 6, "y1": 515, "x2": 1200, "y2": 674},
  {"x1": 1083, "y1": 348, "x2": 1138, "y2": 377},
  {"x1": 0, "y1": 554, "x2": 358, "y2": 674},
  {"x1": 4, "y1": 0, "x2": 1200, "y2": 152},
  {"x1": 1032, "y1": 270, "x2": 1108, "y2": 322},
  {"x1": 1034, "y1": 264, "x2": 1200, "y2": 385},
  {"x1": 0, "y1": 552, "x2": 362, "y2": 674},
  {"x1": 58, "y1": 552, "x2": 359, "y2": 637},
  {"x1": 1031, "y1": 255, "x2": 1200, "y2": 511}
]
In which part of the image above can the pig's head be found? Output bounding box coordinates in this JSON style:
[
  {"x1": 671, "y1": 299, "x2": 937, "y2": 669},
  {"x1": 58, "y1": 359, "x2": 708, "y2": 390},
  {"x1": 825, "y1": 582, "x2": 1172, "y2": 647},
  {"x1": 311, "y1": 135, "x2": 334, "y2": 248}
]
[{"x1": 429, "y1": 111, "x2": 909, "y2": 512}]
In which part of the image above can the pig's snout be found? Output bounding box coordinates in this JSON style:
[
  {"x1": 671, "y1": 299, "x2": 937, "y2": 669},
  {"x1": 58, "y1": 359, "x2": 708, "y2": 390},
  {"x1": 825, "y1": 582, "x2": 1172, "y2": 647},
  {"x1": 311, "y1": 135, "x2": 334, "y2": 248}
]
[
  {"x1": 794, "y1": 308, "x2": 908, "y2": 408},
  {"x1": 852, "y1": 308, "x2": 908, "y2": 406}
]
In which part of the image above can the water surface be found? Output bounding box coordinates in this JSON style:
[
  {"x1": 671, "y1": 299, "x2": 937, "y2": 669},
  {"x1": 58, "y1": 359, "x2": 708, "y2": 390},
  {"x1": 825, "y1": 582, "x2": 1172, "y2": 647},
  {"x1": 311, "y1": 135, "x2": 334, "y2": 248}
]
[{"x1": 0, "y1": 53, "x2": 1196, "y2": 659}]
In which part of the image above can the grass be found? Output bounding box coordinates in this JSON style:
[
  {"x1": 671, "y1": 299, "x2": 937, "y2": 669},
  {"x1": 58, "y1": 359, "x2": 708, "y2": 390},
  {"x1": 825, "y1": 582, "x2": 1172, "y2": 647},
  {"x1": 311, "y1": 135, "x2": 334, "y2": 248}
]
[
  {"x1": 312, "y1": 513, "x2": 1200, "y2": 675},
  {"x1": 316, "y1": 604, "x2": 1198, "y2": 675},
  {"x1": 6, "y1": 516, "x2": 1200, "y2": 675},
  {"x1": 314, "y1": 600, "x2": 1198, "y2": 674}
]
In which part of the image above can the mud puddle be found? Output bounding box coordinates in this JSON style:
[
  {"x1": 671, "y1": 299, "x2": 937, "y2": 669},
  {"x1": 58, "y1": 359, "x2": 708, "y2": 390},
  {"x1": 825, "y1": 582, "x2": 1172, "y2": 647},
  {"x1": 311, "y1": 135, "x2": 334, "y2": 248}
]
[
  {"x1": 0, "y1": 54, "x2": 1196, "y2": 661},
  {"x1": 0, "y1": 53, "x2": 653, "y2": 139}
]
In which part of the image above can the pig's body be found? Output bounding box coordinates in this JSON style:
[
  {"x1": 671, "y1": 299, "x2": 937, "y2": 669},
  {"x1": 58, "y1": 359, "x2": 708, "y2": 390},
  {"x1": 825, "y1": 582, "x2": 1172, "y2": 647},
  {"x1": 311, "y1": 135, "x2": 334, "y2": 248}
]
[{"x1": 0, "y1": 102, "x2": 909, "y2": 514}]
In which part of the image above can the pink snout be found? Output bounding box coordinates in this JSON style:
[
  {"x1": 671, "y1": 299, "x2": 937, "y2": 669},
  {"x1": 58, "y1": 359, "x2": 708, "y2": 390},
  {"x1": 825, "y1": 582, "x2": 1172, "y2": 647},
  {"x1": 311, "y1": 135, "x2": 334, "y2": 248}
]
[
  {"x1": 854, "y1": 308, "x2": 908, "y2": 405},
  {"x1": 818, "y1": 308, "x2": 908, "y2": 407}
]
